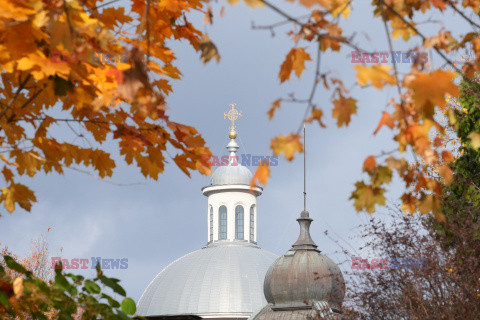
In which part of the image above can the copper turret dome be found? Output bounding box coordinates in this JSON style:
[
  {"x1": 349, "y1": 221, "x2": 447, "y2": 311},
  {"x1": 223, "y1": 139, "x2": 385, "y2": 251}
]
[{"x1": 250, "y1": 211, "x2": 345, "y2": 320}]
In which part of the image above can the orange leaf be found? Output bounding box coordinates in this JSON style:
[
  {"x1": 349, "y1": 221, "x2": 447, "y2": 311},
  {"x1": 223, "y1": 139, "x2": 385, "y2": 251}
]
[
  {"x1": 271, "y1": 133, "x2": 303, "y2": 161},
  {"x1": 441, "y1": 150, "x2": 454, "y2": 162},
  {"x1": 305, "y1": 108, "x2": 326, "y2": 127},
  {"x1": 279, "y1": 48, "x2": 312, "y2": 83},
  {"x1": 363, "y1": 156, "x2": 376, "y2": 172},
  {"x1": 267, "y1": 99, "x2": 281, "y2": 120},
  {"x1": 250, "y1": 161, "x2": 270, "y2": 187},
  {"x1": 439, "y1": 164, "x2": 453, "y2": 185},
  {"x1": 374, "y1": 111, "x2": 395, "y2": 134},
  {"x1": 407, "y1": 70, "x2": 459, "y2": 110},
  {"x1": 332, "y1": 95, "x2": 357, "y2": 127}
]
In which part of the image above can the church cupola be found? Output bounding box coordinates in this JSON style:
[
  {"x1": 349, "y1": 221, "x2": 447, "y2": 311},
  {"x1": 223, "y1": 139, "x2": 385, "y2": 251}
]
[
  {"x1": 249, "y1": 125, "x2": 345, "y2": 320},
  {"x1": 202, "y1": 104, "x2": 262, "y2": 244}
]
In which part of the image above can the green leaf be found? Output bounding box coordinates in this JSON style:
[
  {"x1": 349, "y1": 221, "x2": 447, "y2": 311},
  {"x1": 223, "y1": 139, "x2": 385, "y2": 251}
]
[
  {"x1": 65, "y1": 273, "x2": 84, "y2": 284},
  {"x1": 4, "y1": 255, "x2": 28, "y2": 274},
  {"x1": 84, "y1": 280, "x2": 101, "y2": 294},
  {"x1": 116, "y1": 310, "x2": 132, "y2": 320},
  {"x1": 100, "y1": 275, "x2": 126, "y2": 297},
  {"x1": 31, "y1": 312, "x2": 48, "y2": 320},
  {"x1": 102, "y1": 293, "x2": 120, "y2": 308},
  {"x1": 58, "y1": 312, "x2": 74, "y2": 320},
  {"x1": 0, "y1": 290, "x2": 9, "y2": 308},
  {"x1": 55, "y1": 273, "x2": 71, "y2": 291},
  {"x1": 121, "y1": 297, "x2": 136, "y2": 315}
]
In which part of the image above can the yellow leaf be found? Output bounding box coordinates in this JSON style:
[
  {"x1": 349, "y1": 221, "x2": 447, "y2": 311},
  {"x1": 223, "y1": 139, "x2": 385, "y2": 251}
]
[
  {"x1": 17, "y1": 57, "x2": 35, "y2": 70},
  {"x1": 13, "y1": 277, "x2": 24, "y2": 299},
  {"x1": 271, "y1": 133, "x2": 303, "y2": 161},
  {"x1": 244, "y1": 0, "x2": 264, "y2": 8},
  {"x1": 350, "y1": 181, "x2": 386, "y2": 214},
  {"x1": 418, "y1": 194, "x2": 445, "y2": 222},
  {"x1": 227, "y1": 0, "x2": 263, "y2": 8},
  {"x1": 390, "y1": 16, "x2": 416, "y2": 41},
  {"x1": 354, "y1": 65, "x2": 396, "y2": 89},
  {"x1": 385, "y1": 156, "x2": 408, "y2": 174},
  {"x1": 332, "y1": 94, "x2": 357, "y2": 127},
  {"x1": 279, "y1": 48, "x2": 312, "y2": 83},
  {"x1": 1, "y1": 183, "x2": 37, "y2": 213},
  {"x1": 407, "y1": 70, "x2": 459, "y2": 110},
  {"x1": 468, "y1": 131, "x2": 480, "y2": 149},
  {"x1": 331, "y1": 0, "x2": 351, "y2": 18}
]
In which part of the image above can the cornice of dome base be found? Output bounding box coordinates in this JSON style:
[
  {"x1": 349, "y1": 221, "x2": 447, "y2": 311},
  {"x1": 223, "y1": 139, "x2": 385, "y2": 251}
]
[{"x1": 202, "y1": 184, "x2": 263, "y2": 196}]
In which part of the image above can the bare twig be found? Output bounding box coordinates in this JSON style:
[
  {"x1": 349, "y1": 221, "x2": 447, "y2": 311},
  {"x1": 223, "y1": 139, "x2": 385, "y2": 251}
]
[
  {"x1": 445, "y1": 0, "x2": 480, "y2": 30},
  {"x1": 377, "y1": 0, "x2": 467, "y2": 80},
  {"x1": 259, "y1": 0, "x2": 369, "y2": 53}
]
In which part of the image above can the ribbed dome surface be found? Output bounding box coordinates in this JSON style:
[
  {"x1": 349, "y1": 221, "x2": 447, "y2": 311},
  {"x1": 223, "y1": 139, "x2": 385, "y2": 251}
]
[
  {"x1": 210, "y1": 164, "x2": 253, "y2": 186},
  {"x1": 137, "y1": 242, "x2": 278, "y2": 317},
  {"x1": 263, "y1": 250, "x2": 345, "y2": 309}
]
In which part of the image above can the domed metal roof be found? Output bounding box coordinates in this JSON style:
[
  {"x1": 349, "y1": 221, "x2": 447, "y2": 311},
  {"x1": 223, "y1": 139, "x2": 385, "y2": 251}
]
[
  {"x1": 136, "y1": 242, "x2": 278, "y2": 318},
  {"x1": 250, "y1": 211, "x2": 345, "y2": 320},
  {"x1": 210, "y1": 165, "x2": 253, "y2": 186},
  {"x1": 263, "y1": 211, "x2": 345, "y2": 309},
  {"x1": 210, "y1": 137, "x2": 253, "y2": 186}
]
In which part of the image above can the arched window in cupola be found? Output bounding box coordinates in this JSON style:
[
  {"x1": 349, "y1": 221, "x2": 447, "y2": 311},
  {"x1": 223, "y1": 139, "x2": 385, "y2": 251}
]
[
  {"x1": 219, "y1": 205, "x2": 227, "y2": 240},
  {"x1": 250, "y1": 205, "x2": 255, "y2": 242},
  {"x1": 235, "y1": 205, "x2": 244, "y2": 240}
]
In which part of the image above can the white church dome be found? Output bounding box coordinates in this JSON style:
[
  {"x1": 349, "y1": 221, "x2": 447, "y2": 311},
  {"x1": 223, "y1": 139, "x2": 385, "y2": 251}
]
[
  {"x1": 210, "y1": 164, "x2": 253, "y2": 186},
  {"x1": 210, "y1": 136, "x2": 253, "y2": 186},
  {"x1": 136, "y1": 242, "x2": 277, "y2": 318}
]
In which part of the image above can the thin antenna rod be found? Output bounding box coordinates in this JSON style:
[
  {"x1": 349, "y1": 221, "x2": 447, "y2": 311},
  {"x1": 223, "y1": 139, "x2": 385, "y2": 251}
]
[{"x1": 303, "y1": 123, "x2": 306, "y2": 211}]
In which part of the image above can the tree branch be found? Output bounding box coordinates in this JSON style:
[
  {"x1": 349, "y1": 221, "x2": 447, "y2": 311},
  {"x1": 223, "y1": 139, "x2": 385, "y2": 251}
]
[
  {"x1": 0, "y1": 74, "x2": 31, "y2": 121},
  {"x1": 259, "y1": 0, "x2": 369, "y2": 53},
  {"x1": 445, "y1": 0, "x2": 480, "y2": 30},
  {"x1": 377, "y1": 0, "x2": 467, "y2": 81}
]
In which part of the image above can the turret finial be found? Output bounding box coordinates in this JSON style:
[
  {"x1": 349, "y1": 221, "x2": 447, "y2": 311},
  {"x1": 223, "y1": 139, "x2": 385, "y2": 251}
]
[{"x1": 224, "y1": 103, "x2": 242, "y2": 139}]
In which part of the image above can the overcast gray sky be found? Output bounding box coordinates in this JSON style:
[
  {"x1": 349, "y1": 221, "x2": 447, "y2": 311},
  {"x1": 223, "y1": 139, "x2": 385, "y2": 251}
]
[{"x1": 0, "y1": 1, "x2": 463, "y2": 302}]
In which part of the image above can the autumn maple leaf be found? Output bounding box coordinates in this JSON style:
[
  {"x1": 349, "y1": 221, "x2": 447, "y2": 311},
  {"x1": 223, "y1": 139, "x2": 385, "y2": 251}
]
[
  {"x1": 355, "y1": 65, "x2": 396, "y2": 89},
  {"x1": 271, "y1": 133, "x2": 303, "y2": 161},
  {"x1": 407, "y1": 70, "x2": 459, "y2": 111},
  {"x1": 250, "y1": 161, "x2": 270, "y2": 188},
  {"x1": 332, "y1": 94, "x2": 357, "y2": 127},
  {"x1": 279, "y1": 48, "x2": 312, "y2": 83}
]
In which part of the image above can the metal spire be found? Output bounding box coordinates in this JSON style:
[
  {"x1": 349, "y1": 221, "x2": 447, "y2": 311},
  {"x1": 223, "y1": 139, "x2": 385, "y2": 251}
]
[
  {"x1": 291, "y1": 123, "x2": 318, "y2": 251},
  {"x1": 303, "y1": 123, "x2": 306, "y2": 212}
]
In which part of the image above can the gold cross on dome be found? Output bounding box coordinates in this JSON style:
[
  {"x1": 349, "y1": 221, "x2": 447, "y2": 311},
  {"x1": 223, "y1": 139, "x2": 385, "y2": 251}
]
[{"x1": 224, "y1": 103, "x2": 242, "y2": 131}]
